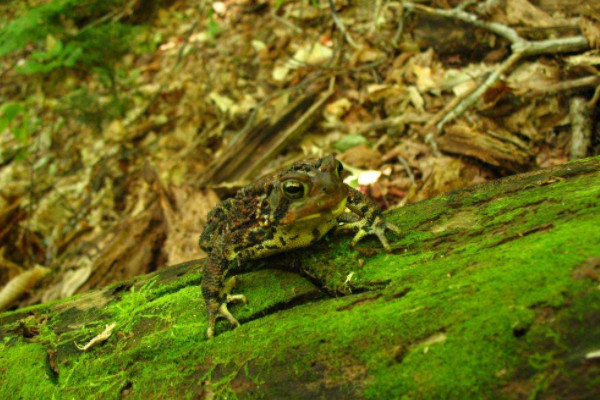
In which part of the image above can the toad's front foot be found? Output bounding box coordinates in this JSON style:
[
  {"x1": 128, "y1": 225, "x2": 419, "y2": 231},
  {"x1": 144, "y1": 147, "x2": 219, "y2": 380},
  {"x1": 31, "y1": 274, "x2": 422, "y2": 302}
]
[
  {"x1": 206, "y1": 277, "x2": 248, "y2": 339},
  {"x1": 336, "y1": 215, "x2": 401, "y2": 252},
  {"x1": 206, "y1": 295, "x2": 248, "y2": 339}
]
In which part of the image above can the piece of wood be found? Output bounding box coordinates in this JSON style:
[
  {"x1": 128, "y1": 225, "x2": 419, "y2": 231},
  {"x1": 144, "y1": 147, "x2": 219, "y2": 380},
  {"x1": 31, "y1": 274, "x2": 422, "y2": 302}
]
[
  {"x1": 569, "y1": 96, "x2": 592, "y2": 160},
  {"x1": 437, "y1": 116, "x2": 533, "y2": 172},
  {"x1": 241, "y1": 87, "x2": 334, "y2": 180},
  {"x1": 197, "y1": 84, "x2": 328, "y2": 185},
  {"x1": 2, "y1": 157, "x2": 600, "y2": 399}
]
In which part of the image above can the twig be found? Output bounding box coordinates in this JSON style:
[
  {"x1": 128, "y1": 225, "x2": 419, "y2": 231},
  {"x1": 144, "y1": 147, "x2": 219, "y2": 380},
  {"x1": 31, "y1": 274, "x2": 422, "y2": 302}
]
[
  {"x1": 512, "y1": 36, "x2": 589, "y2": 57},
  {"x1": 270, "y1": 11, "x2": 303, "y2": 34},
  {"x1": 523, "y1": 75, "x2": 600, "y2": 97},
  {"x1": 391, "y1": 5, "x2": 405, "y2": 48},
  {"x1": 569, "y1": 96, "x2": 592, "y2": 160},
  {"x1": 328, "y1": 0, "x2": 359, "y2": 49},
  {"x1": 80, "y1": 0, "x2": 138, "y2": 33},
  {"x1": 457, "y1": 1, "x2": 478, "y2": 11},
  {"x1": 397, "y1": 155, "x2": 416, "y2": 186},
  {"x1": 404, "y1": 2, "x2": 523, "y2": 44},
  {"x1": 25, "y1": 114, "x2": 45, "y2": 265},
  {"x1": 589, "y1": 82, "x2": 600, "y2": 108},
  {"x1": 436, "y1": 52, "x2": 523, "y2": 129},
  {"x1": 370, "y1": 0, "x2": 384, "y2": 34},
  {"x1": 424, "y1": 132, "x2": 442, "y2": 157},
  {"x1": 402, "y1": 2, "x2": 590, "y2": 131},
  {"x1": 424, "y1": 83, "x2": 479, "y2": 130}
]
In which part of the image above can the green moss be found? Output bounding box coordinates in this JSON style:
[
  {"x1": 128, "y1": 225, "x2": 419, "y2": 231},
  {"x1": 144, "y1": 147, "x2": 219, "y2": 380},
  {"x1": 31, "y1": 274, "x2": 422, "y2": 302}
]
[
  {"x1": 0, "y1": 341, "x2": 58, "y2": 398},
  {"x1": 1, "y1": 157, "x2": 600, "y2": 399}
]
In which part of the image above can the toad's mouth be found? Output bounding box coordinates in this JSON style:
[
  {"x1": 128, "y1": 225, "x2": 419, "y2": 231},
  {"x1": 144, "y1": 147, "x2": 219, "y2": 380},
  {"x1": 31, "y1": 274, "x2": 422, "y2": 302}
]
[{"x1": 295, "y1": 197, "x2": 347, "y2": 222}]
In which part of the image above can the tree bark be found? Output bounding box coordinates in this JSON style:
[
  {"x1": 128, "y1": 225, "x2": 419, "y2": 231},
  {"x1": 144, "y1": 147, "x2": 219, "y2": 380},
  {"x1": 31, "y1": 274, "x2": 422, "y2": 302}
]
[{"x1": 2, "y1": 156, "x2": 600, "y2": 399}]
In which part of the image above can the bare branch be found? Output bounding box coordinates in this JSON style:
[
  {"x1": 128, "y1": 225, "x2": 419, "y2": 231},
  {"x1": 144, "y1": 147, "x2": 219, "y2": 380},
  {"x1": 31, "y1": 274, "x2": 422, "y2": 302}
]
[
  {"x1": 401, "y1": 2, "x2": 590, "y2": 131},
  {"x1": 513, "y1": 36, "x2": 589, "y2": 56},
  {"x1": 328, "y1": 0, "x2": 359, "y2": 49},
  {"x1": 437, "y1": 52, "x2": 523, "y2": 129},
  {"x1": 403, "y1": 2, "x2": 523, "y2": 44},
  {"x1": 270, "y1": 11, "x2": 303, "y2": 34},
  {"x1": 524, "y1": 75, "x2": 600, "y2": 97}
]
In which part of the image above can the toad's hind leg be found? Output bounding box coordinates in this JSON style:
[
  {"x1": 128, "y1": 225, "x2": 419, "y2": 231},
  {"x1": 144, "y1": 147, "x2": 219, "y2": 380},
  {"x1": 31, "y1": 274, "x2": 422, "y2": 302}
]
[{"x1": 202, "y1": 254, "x2": 248, "y2": 339}]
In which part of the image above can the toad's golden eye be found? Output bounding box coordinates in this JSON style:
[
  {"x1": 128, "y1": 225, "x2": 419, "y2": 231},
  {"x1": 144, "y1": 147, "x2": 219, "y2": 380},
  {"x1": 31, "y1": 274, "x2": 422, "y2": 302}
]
[
  {"x1": 335, "y1": 160, "x2": 344, "y2": 176},
  {"x1": 282, "y1": 180, "x2": 305, "y2": 199}
]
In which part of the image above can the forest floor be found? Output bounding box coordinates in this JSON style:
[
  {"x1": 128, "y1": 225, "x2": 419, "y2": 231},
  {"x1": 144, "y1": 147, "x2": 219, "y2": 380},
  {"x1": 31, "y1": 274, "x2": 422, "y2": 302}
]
[{"x1": 0, "y1": 0, "x2": 599, "y2": 310}]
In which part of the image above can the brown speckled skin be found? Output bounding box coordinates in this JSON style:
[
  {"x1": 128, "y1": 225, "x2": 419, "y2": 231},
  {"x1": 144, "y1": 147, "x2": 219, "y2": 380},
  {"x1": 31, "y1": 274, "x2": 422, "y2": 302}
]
[{"x1": 199, "y1": 155, "x2": 400, "y2": 338}]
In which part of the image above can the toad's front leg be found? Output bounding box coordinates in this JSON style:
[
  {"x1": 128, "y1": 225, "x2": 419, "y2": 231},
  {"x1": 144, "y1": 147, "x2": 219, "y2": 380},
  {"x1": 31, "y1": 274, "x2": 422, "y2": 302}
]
[
  {"x1": 336, "y1": 186, "x2": 401, "y2": 252},
  {"x1": 202, "y1": 253, "x2": 247, "y2": 339}
]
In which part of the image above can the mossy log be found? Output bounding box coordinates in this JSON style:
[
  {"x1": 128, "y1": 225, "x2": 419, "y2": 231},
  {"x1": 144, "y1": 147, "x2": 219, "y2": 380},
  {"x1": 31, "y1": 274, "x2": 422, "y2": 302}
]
[{"x1": 2, "y1": 157, "x2": 600, "y2": 399}]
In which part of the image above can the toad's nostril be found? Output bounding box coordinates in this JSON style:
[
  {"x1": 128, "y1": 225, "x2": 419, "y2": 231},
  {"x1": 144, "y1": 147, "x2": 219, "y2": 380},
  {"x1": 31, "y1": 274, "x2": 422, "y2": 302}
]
[{"x1": 321, "y1": 187, "x2": 328, "y2": 192}]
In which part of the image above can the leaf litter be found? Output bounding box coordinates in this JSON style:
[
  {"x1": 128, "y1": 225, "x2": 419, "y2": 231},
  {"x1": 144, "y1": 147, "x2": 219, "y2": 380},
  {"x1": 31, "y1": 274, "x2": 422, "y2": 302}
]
[{"x1": 0, "y1": 0, "x2": 599, "y2": 309}]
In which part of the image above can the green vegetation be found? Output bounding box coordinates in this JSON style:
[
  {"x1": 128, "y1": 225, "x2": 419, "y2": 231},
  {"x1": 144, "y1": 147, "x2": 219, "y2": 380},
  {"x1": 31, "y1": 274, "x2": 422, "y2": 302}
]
[
  {"x1": 1, "y1": 157, "x2": 599, "y2": 399},
  {"x1": 0, "y1": 0, "x2": 155, "y2": 136},
  {"x1": 0, "y1": 102, "x2": 31, "y2": 144},
  {"x1": 0, "y1": 0, "x2": 141, "y2": 70}
]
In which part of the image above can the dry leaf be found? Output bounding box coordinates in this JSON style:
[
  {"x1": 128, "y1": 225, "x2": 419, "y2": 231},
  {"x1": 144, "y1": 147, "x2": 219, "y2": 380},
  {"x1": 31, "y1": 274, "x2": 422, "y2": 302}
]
[
  {"x1": 0, "y1": 265, "x2": 50, "y2": 310},
  {"x1": 324, "y1": 98, "x2": 353, "y2": 120},
  {"x1": 293, "y1": 42, "x2": 332, "y2": 65},
  {"x1": 209, "y1": 92, "x2": 236, "y2": 114},
  {"x1": 413, "y1": 65, "x2": 435, "y2": 92},
  {"x1": 580, "y1": 18, "x2": 600, "y2": 49},
  {"x1": 339, "y1": 145, "x2": 382, "y2": 170},
  {"x1": 505, "y1": 0, "x2": 556, "y2": 28},
  {"x1": 75, "y1": 322, "x2": 116, "y2": 351}
]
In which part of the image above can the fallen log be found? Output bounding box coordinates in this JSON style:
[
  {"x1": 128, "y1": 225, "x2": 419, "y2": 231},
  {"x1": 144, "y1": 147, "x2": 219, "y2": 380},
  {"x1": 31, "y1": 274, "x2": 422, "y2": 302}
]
[{"x1": 1, "y1": 156, "x2": 600, "y2": 399}]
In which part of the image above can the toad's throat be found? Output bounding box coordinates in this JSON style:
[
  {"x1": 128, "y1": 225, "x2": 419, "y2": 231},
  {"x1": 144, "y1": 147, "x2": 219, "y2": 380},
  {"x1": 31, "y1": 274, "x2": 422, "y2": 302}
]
[{"x1": 294, "y1": 198, "x2": 347, "y2": 222}]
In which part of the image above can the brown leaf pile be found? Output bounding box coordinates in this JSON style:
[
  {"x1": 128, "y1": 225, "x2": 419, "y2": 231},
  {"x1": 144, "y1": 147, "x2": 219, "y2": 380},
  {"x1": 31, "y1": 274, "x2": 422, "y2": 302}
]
[{"x1": 0, "y1": 0, "x2": 599, "y2": 309}]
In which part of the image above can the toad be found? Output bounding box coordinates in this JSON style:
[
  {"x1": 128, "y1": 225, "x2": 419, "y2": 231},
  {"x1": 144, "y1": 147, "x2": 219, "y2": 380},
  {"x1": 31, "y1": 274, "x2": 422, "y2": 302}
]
[{"x1": 200, "y1": 155, "x2": 400, "y2": 338}]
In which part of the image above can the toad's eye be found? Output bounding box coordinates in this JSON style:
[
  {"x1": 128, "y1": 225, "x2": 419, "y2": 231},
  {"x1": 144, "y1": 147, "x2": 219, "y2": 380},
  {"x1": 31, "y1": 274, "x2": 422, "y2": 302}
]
[
  {"x1": 336, "y1": 160, "x2": 344, "y2": 176},
  {"x1": 282, "y1": 180, "x2": 305, "y2": 199}
]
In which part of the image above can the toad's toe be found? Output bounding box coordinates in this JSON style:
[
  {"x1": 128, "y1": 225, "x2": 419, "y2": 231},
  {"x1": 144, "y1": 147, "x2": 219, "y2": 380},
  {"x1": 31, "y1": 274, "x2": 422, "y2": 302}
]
[
  {"x1": 219, "y1": 303, "x2": 241, "y2": 327},
  {"x1": 226, "y1": 293, "x2": 248, "y2": 304}
]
